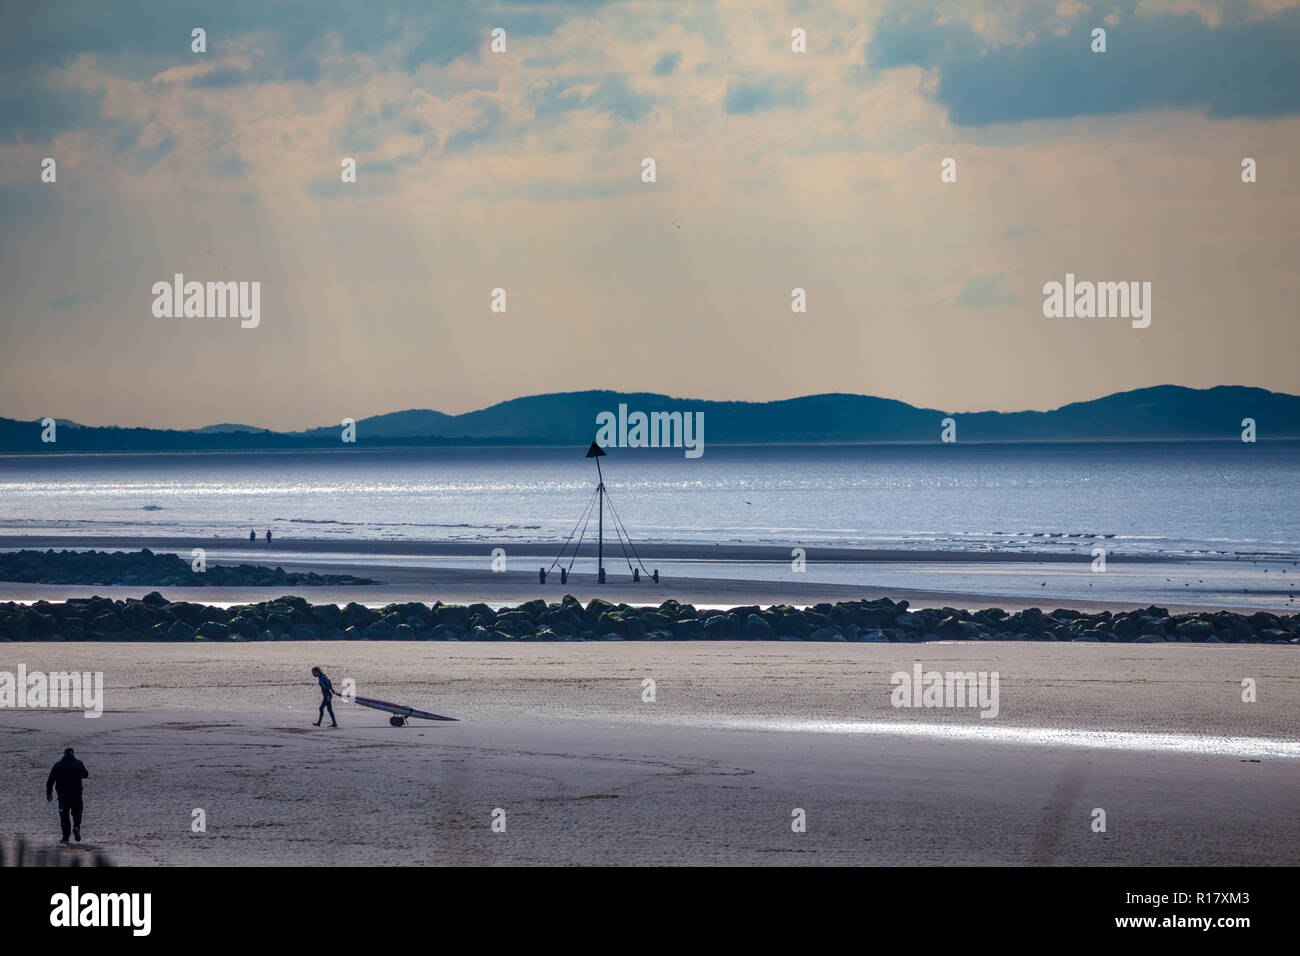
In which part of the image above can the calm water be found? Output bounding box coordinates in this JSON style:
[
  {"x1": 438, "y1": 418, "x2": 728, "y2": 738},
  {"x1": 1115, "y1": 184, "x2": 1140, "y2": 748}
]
[{"x1": 0, "y1": 442, "x2": 1296, "y2": 559}]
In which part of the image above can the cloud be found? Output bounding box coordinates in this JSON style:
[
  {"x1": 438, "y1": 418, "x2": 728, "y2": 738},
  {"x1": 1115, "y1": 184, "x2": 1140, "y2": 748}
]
[
  {"x1": 443, "y1": 101, "x2": 505, "y2": 151},
  {"x1": 723, "y1": 75, "x2": 809, "y2": 114},
  {"x1": 528, "y1": 75, "x2": 654, "y2": 122},
  {"x1": 0, "y1": 84, "x2": 105, "y2": 142},
  {"x1": 868, "y1": 0, "x2": 1300, "y2": 124},
  {"x1": 583, "y1": 76, "x2": 655, "y2": 122},
  {"x1": 652, "y1": 51, "x2": 682, "y2": 76},
  {"x1": 2, "y1": 0, "x2": 1299, "y2": 432},
  {"x1": 0, "y1": 1, "x2": 567, "y2": 77}
]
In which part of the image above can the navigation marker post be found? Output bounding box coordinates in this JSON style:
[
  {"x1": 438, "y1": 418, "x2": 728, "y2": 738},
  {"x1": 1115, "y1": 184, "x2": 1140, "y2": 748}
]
[
  {"x1": 547, "y1": 442, "x2": 657, "y2": 587},
  {"x1": 589, "y1": 441, "x2": 607, "y2": 583}
]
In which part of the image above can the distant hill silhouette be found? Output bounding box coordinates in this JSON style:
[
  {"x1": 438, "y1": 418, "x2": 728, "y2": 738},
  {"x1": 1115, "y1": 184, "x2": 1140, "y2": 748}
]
[
  {"x1": 300, "y1": 408, "x2": 457, "y2": 439},
  {"x1": 192, "y1": 423, "x2": 269, "y2": 434},
  {"x1": 1, "y1": 385, "x2": 1296, "y2": 452}
]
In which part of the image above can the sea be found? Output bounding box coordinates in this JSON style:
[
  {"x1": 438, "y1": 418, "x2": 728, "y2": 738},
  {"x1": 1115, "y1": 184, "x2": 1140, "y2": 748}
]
[
  {"x1": 0, "y1": 440, "x2": 1295, "y2": 555},
  {"x1": 1, "y1": 442, "x2": 1296, "y2": 608}
]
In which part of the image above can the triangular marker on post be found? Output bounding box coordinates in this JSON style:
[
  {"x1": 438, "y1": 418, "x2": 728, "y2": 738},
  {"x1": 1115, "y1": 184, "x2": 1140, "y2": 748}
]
[
  {"x1": 549, "y1": 442, "x2": 656, "y2": 586},
  {"x1": 587, "y1": 443, "x2": 606, "y2": 580}
]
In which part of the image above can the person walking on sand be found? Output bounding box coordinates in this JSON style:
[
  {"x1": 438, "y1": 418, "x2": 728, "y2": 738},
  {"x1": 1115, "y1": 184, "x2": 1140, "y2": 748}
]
[
  {"x1": 46, "y1": 748, "x2": 89, "y2": 844},
  {"x1": 311, "y1": 666, "x2": 338, "y2": 727},
  {"x1": 249, "y1": 529, "x2": 256, "y2": 542},
  {"x1": 265, "y1": 529, "x2": 273, "y2": 544}
]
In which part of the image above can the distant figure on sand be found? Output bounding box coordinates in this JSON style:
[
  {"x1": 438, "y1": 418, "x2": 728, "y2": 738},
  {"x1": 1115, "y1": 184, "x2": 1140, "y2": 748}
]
[
  {"x1": 265, "y1": 529, "x2": 272, "y2": 544},
  {"x1": 311, "y1": 666, "x2": 338, "y2": 728},
  {"x1": 249, "y1": 529, "x2": 256, "y2": 542},
  {"x1": 46, "y1": 748, "x2": 89, "y2": 844}
]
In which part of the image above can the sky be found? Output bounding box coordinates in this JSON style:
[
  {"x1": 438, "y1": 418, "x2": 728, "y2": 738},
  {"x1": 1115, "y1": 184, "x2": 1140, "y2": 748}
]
[{"x1": 1, "y1": 0, "x2": 1298, "y2": 430}]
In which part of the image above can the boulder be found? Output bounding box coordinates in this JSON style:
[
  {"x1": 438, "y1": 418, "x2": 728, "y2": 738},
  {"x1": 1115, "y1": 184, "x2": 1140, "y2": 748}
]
[
  {"x1": 1176, "y1": 620, "x2": 1216, "y2": 639},
  {"x1": 641, "y1": 611, "x2": 673, "y2": 632},
  {"x1": 703, "y1": 616, "x2": 732, "y2": 639},
  {"x1": 311, "y1": 604, "x2": 343, "y2": 630},
  {"x1": 779, "y1": 612, "x2": 812, "y2": 638},
  {"x1": 89, "y1": 613, "x2": 125, "y2": 635},
  {"x1": 342, "y1": 602, "x2": 377, "y2": 628},
  {"x1": 434, "y1": 605, "x2": 471, "y2": 628},
  {"x1": 935, "y1": 617, "x2": 978, "y2": 640}
]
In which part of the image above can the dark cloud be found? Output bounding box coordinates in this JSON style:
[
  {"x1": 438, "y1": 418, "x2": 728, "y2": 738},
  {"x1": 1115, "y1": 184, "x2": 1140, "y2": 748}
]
[
  {"x1": 528, "y1": 75, "x2": 654, "y2": 122},
  {"x1": 208, "y1": 150, "x2": 245, "y2": 178},
  {"x1": 586, "y1": 76, "x2": 654, "y2": 121},
  {"x1": 0, "y1": 84, "x2": 105, "y2": 141},
  {"x1": 868, "y1": 1, "x2": 1300, "y2": 125},
  {"x1": 0, "y1": 0, "x2": 617, "y2": 143},
  {"x1": 653, "y1": 51, "x2": 681, "y2": 76},
  {"x1": 189, "y1": 67, "x2": 256, "y2": 89},
  {"x1": 0, "y1": 1, "x2": 481, "y2": 77},
  {"x1": 131, "y1": 137, "x2": 175, "y2": 172},
  {"x1": 444, "y1": 103, "x2": 505, "y2": 152},
  {"x1": 723, "y1": 75, "x2": 809, "y2": 114}
]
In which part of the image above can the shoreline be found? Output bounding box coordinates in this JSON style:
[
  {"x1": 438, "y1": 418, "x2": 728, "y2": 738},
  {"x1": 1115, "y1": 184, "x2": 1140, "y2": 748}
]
[
  {"x1": 1, "y1": 537, "x2": 1297, "y2": 613},
  {"x1": 0, "y1": 534, "x2": 1241, "y2": 563}
]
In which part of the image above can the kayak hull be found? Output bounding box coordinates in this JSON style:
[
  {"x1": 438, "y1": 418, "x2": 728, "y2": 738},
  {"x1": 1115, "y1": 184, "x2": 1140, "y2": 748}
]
[{"x1": 349, "y1": 694, "x2": 458, "y2": 721}]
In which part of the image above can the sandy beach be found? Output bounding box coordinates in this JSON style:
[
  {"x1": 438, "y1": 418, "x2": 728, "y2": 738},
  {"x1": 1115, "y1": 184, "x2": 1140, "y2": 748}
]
[
  {"x1": 1, "y1": 641, "x2": 1296, "y2": 866},
  {"x1": 6, "y1": 0, "x2": 1300, "y2": 903},
  {"x1": 4, "y1": 536, "x2": 1296, "y2": 866}
]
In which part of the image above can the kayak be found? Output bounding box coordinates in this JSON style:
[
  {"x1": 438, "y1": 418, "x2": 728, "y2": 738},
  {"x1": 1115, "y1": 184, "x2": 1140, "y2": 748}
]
[{"x1": 348, "y1": 694, "x2": 458, "y2": 726}]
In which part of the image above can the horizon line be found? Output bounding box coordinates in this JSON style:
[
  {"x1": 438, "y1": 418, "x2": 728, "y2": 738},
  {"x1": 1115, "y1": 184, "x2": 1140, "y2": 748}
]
[{"x1": 5, "y1": 382, "x2": 1294, "y2": 435}]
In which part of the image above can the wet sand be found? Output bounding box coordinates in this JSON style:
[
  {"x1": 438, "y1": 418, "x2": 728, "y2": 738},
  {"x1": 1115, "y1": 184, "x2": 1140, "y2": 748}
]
[
  {"x1": 0, "y1": 535, "x2": 1190, "y2": 563},
  {"x1": 1, "y1": 641, "x2": 1296, "y2": 866},
  {"x1": 1, "y1": 535, "x2": 1290, "y2": 613}
]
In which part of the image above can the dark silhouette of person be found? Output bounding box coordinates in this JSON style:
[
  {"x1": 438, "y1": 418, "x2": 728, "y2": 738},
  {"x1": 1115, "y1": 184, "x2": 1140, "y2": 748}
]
[
  {"x1": 249, "y1": 530, "x2": 256, "y2": 542},
  {"x1": 265, "y1": 529, "x2": 272, "y2": 544},
  {"x1": 311, "y1": 666, "x2": 338, "y2": 727},
  {"x1": 46, "y1": 748, "x2": 89, "y2": 844}
]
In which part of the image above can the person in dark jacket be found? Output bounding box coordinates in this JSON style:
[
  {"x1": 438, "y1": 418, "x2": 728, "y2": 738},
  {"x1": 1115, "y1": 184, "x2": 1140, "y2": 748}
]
[
  {"x1": 46, "y1": 748, "x2": 89, "y2": 844},
  {"x1": 311, "y1": 666, "x2": 338, "y2": 727}
]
